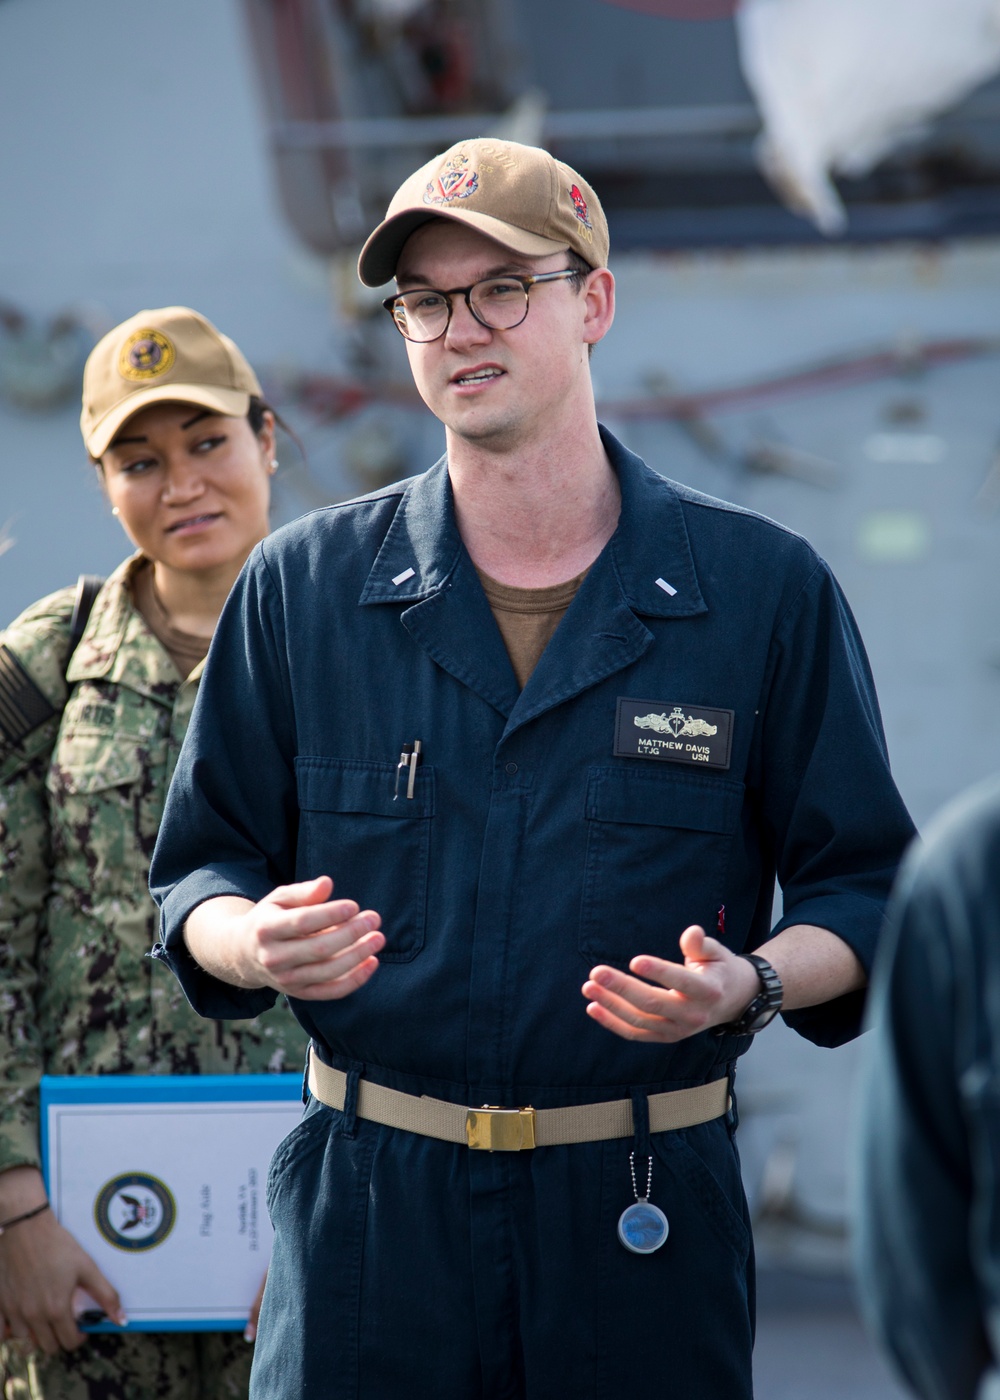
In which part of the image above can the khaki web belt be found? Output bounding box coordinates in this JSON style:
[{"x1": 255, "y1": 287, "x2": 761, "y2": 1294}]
[{"x1": 308, "y1": 1048, "x2": 730, "y2": 1152}]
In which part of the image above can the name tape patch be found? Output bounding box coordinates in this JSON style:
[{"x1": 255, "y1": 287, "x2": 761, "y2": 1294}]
[{"x1": 614, "y1": 698, "x2": 734, "y2": 770}]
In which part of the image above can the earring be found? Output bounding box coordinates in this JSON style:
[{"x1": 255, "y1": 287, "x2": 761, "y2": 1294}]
[
  {"x1": 112, "y1": 506, "x2": 120, "y2": 517},
  {"x1": 269, "y1": 459, "x2": 278, "y2": 474}
]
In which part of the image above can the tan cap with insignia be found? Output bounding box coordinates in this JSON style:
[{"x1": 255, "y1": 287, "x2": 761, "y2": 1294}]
[
  {"x1": 81, "y1": 306, "x2": 262, "y2": 458},
  {"x1": 357, "y1": 138, "x2": 609, "y2": 288}
]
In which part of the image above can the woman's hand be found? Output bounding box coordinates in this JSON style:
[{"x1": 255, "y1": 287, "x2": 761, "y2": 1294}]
[
  {"x1": 0, "y1": 1167, "x2": 125, "y2": 1354},
  {"x1": 244, "y1": 1269, "x2": 268, "y2": 1343}
]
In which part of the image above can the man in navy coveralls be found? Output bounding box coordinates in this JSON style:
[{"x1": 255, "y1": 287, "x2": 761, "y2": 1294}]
[{"x1": 150, "y1": 139, "x2": 915, "y2": 1399}]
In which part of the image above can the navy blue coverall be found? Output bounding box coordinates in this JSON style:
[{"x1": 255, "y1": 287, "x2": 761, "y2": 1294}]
[
  {"x1": 151, "y1": 429, "x2": 915, "y2": 1400},
  {"x1": 856, "y1": 775, "x2": 1000, "y2": 1400}
]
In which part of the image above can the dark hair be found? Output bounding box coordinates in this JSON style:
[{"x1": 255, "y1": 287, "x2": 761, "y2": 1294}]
[
  {"x1": 562, "y1": 251, "x2": 598, "y2": 358},
  {"x1": 247, "y1": 394, "x2": 273, "y2": 436},
  {"x1": 248, "y1": 395, "x2": 305, "y2": 462},
  {"x1": 565, "y1": 250, "x2": 594, "y2": 290}
]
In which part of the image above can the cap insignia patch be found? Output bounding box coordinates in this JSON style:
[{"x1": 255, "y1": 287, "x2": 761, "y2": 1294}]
[
  {"x1": 569, "y1": 184, "x2": 593, "y2": 239},
  {"x1": 424, "y1": 151, "x2": 480, "y2": 206},
  {"x1": 118, "y1": 328, "x2": 176, "y2": 382}
]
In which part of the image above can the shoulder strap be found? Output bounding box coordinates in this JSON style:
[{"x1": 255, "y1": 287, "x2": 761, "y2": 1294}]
[
  {"x1": 67, "y1": 574, "x2": 105, "y2": 666},
  {"x1": 0, "y1": 574, "x2": 105, "y2": 758}
]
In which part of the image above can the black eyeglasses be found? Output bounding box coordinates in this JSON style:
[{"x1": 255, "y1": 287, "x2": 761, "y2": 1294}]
[{"x1": 382, "y1": 270, "x2": 581, "y2": 343}]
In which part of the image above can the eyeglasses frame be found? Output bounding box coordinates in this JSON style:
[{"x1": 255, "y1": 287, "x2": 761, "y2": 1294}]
[{"x1": 382, "y1": 269, "x2": 583, "y2": 343}]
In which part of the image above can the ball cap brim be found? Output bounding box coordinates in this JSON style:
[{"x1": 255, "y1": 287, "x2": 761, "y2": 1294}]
[
  {"x1": 86, "y1": 384, "x2": 254, "y2": 460},
  {"x1": 357, "y1": 138, "x2": 609, "y2": 287}
]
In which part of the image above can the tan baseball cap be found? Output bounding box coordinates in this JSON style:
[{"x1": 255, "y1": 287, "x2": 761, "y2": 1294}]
[
  {"x1": 81, "y1": 306, "x2": 262, "y2": 458},
  {"x1": 357, "y1": 138, "x2": 610, "y2": 287}
]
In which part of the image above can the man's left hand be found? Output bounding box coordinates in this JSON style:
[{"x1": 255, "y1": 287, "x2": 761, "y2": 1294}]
[{"x1": 582, "y1": 925, "x2": 760, "y2": 1042}]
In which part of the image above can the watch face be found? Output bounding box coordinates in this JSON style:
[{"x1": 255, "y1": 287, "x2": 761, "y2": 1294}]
[
  {"x1": 713, "y1": 955, "x2": 783, "y2": 1036},
  {"x1": 745, "y1": 1001, "x2": 780, "y2": 1033}
]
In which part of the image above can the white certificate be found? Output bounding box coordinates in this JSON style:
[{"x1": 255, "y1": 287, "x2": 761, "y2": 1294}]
[{"x1": 41, "y1": 1073, "x2": 304, "y2": 1331}]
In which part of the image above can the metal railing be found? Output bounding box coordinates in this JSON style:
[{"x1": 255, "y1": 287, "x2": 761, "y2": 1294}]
[{"x1": 270, "y1": 103, "x2": 761, "y2": 150}]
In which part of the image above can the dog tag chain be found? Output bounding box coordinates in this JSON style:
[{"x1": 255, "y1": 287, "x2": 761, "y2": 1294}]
[{"x1": 617, "y1": 1152, "x2": 669, "y2": 1254}]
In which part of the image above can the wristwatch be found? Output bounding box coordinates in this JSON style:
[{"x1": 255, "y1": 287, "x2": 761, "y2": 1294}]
[{"x1": 714, "y1": 953, "x2": 783, "y2": 1036}]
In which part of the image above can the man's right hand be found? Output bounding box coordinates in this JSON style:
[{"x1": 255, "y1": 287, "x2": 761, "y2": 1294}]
[
  {"x1": 0, "y1": 1167, "x2": 124, "y2": 1354},
  {"x1": 185, "y1": 876, "x2": 384, "y2": 1000}
]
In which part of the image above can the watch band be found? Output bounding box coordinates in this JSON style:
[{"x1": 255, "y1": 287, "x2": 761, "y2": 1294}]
[{"x1": 714, "y1": 953, "x2": 783, "y2": 1036}]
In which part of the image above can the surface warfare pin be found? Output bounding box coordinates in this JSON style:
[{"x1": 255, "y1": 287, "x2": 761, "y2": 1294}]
[{"x1": 614, "y1": 698, "x2": 734, "y2": 770}]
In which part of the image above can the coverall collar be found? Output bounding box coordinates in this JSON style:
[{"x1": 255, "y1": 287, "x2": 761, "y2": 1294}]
[
  {"x1": 358, "y1": 426, "x2": 707, "y2": 721},
  {"x1": 360, "y1": 427, "x2": 705, "y2": 614}
]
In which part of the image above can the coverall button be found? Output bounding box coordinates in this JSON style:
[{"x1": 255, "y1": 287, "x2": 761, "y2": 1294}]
[{"x1": 504, "y1": 761, "x2": 518, "y2": 775}]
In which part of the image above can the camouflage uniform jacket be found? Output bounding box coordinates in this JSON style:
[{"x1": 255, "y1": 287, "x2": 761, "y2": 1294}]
[{"x1": 0, "y1": 555, "x2": 305, "y2": 1174}]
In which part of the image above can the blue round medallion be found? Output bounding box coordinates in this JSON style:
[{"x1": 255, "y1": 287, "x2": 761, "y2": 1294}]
[{"x1": 617, "y1": 1200, "x2": 669, "y2": 1254}]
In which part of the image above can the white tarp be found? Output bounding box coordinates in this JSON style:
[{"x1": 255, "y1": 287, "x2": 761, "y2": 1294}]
[{"x1": 736, "y1": 0, "x2": 1000, "y2": 233}]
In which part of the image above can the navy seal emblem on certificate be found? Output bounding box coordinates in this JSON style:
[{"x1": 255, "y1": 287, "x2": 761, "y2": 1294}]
[{"x1": 614, "y1": 699, "x2": 734, "y2": 770}]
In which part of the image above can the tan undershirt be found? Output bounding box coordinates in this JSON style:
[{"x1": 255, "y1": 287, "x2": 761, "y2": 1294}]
[
  {"x1": 477, "y1": 566, "x2": 589, "y2": 689},
  {"x1": 131, "y1": 561, "x2": 211, "y2": 680}
]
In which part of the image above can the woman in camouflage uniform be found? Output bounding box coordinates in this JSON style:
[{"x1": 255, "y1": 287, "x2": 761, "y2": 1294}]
[{"x1": 0, "y1": 307, "x2": 306, "y2": 1399}]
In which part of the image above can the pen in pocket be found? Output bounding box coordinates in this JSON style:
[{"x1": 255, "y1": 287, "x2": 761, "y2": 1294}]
[{"x1": 393, "y1": 741, "x2": 422, "y2": 800}]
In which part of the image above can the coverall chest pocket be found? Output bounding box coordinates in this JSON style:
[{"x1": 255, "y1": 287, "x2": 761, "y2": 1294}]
[
  {"x1": 295, "y1": 757, "x2": 434, "y2": 963},
  {"x1": 579, "y1": 766, "x2": 743, "y2": 965}
]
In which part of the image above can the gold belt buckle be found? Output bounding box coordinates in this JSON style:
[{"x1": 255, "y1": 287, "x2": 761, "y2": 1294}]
[{"x1": 466, "y1": 1105, "x2": 537, "y2": 1151}]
